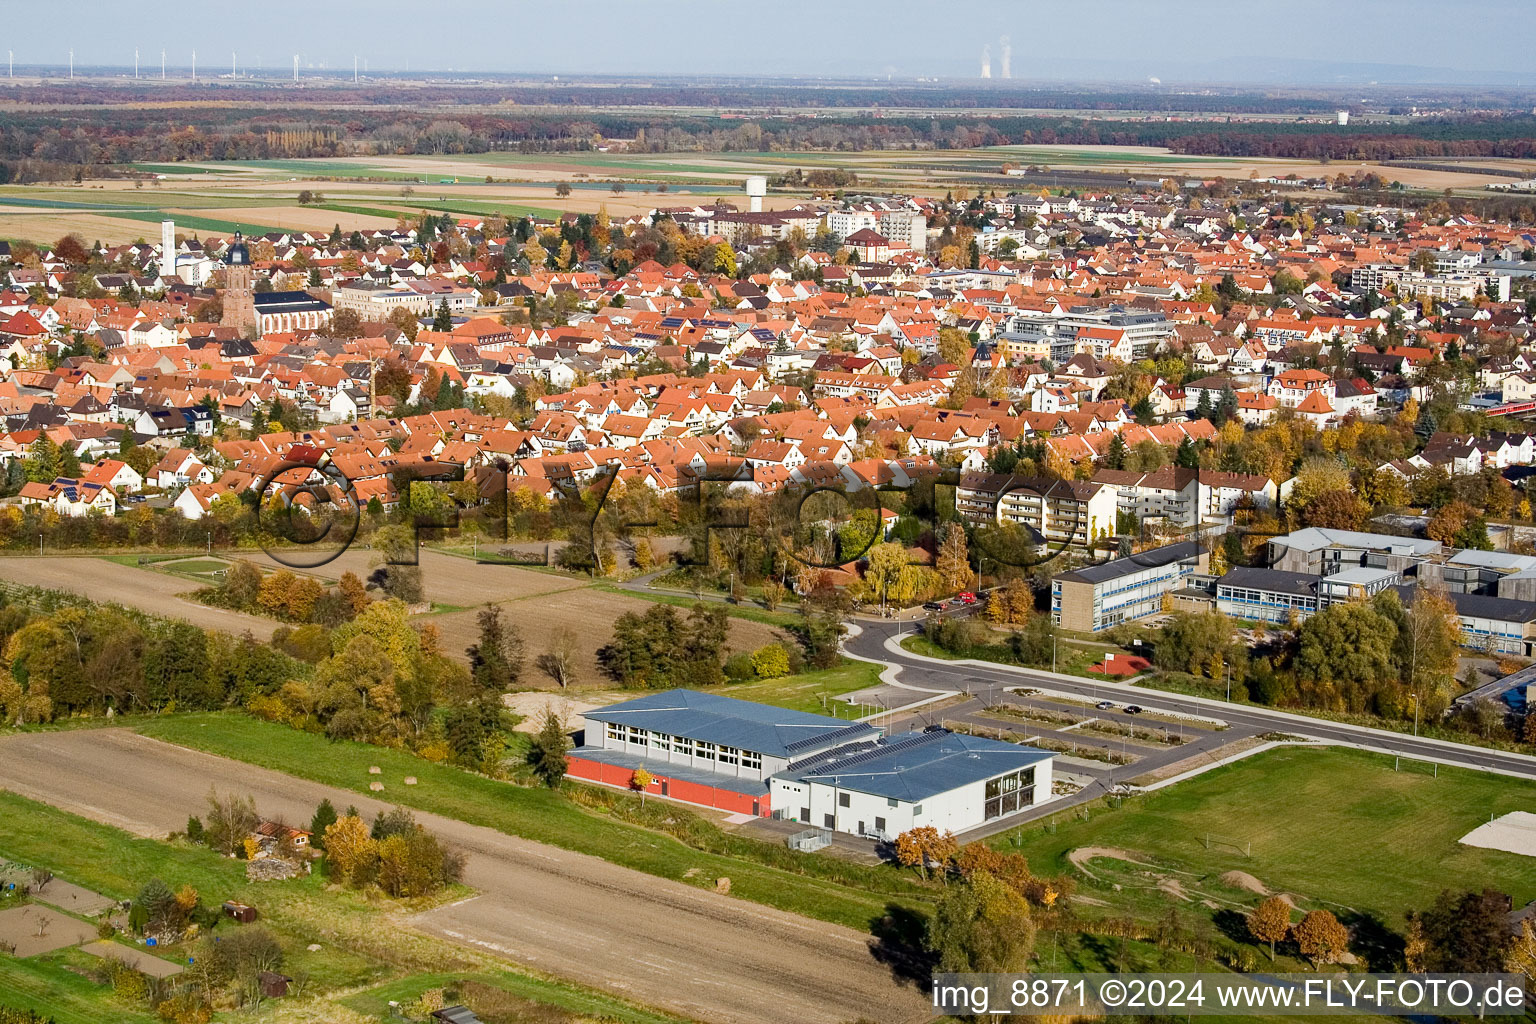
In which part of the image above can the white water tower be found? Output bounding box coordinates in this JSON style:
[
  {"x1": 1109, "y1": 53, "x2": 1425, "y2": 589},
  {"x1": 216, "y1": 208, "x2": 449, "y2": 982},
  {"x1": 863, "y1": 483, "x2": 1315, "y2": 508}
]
[
  {"x1": 745, "y1": 175, "x2": 767, "y2": 213},
  {"x1": 160, "y1": 219, "x2": 176, "y2": 279}
]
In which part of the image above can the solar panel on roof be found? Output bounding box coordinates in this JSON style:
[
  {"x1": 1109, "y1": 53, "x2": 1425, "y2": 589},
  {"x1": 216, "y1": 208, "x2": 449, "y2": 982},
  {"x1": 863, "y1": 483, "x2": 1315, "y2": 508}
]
[
  {"x1": 783, "y1": 722, "x2": 871, "y2": 754},
  {"x1": 798, "y1": 730, "x2": 949, "y2": 776}
]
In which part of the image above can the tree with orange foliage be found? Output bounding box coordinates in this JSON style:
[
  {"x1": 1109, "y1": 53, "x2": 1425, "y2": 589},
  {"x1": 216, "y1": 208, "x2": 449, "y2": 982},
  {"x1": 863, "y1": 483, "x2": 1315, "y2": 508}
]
[
  {"x1": 894, "y1": 826, "x2": 958, "y2": 881},
  {"x1": 1248, "y1": 896, "x2": 1292, "y2": 960}
]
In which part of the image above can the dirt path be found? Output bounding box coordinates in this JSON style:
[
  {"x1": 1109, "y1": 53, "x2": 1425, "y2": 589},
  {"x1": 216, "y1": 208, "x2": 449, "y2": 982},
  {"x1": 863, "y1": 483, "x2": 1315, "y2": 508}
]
[{"x1": 0, "y1": 729, "x2": 931, "y2": 1024}]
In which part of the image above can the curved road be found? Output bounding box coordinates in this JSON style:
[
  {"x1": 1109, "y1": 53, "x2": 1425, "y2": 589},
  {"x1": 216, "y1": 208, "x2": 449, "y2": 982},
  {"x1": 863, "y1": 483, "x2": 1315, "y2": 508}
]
[{"x1": 843, "y1": 616, "x2": 1536, "y2": 781}]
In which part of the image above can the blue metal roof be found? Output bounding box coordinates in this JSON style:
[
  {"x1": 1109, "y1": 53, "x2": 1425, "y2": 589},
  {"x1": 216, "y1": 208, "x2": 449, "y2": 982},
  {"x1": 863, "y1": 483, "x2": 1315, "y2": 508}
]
[
  {"x1": 775, "y1": 730, "x2": 1053, "y2": 803},
  {"x1": 583, "y1": 689, "x2": 875, "y2": 758}
]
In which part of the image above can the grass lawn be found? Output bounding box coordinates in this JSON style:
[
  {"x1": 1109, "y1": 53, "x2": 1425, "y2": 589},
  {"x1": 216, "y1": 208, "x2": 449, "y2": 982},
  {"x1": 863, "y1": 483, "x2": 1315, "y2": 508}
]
[
  {"x1": 135, "y1": 713, "x2": 931, "y2": 933},
  {"x1": 341, "y1": 970, "x2": 691, "y2": 1024},
  {"x1": 996, "y1": 746, "x2": 1536, "y2": 921},
  {"x1": 0, "y1": 790, "x2": 725, "y2": 1022},
  {"x1": 714, "y1": 659, "x2": 884, "y2": 715},
  {"x1": 899, "y1": 633, "x2": 1107, "y2": 677},
  {"x1": 0, "y1": 790, "x2": 389, "y2": 1006},
  {"x1": 0, "y1": 952, "x2": 160, "y2": 1024}
]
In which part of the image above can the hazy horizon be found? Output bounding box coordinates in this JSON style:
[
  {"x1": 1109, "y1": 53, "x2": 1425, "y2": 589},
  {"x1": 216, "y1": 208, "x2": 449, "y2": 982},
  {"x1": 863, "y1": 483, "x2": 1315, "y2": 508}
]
[{"x1": 9, "y1": 0, "x2": 1535, "y2": 86}]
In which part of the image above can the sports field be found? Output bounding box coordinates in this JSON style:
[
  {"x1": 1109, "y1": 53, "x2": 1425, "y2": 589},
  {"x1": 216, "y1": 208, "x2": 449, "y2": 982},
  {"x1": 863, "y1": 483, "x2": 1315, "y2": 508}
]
[{"x1": 1002, "y1": 746, "x2": 1536, "y2": 921}]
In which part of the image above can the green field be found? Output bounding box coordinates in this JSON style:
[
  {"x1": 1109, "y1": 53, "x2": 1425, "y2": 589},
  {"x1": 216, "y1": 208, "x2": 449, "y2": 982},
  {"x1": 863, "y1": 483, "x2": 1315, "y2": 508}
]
[
  {"x1": 0, "y1": 790, "x2": 704, "y2": 1024},
  {"x1": 713, "y1": 658, "x2": 883, "y2": 715},
  {"x1": 1000, "y1": 747, "x2": 1536, "y2": 921},
  {"x1": 135, "y1": 712, "x2": 933, "y2": 932},
  {"x1": 341, "y1": 970, "x2": 689, "y2": 1024},
  {"x1": 0, "y1": 952, "x2": 161, "y2": 1024}
]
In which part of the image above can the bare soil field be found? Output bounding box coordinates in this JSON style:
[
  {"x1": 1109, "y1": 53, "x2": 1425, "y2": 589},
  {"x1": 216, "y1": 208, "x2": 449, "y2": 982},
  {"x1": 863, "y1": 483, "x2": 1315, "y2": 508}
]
[
  {"x1": 0, "y1": 729, "x2": 930, "y2": 1024},
  {"x1": 0, "y1": 211, "x2": 168, "y2": 246},
  {"x1": 0, "y1": 555, "x2": 280, "y2": 637},
  {"x1": 431, "y1": 586, "x2": 786, "y2": 690},
  {"x1": 79, "y1": 939, "x2": 184, "y2": 978},
  {"x1": 0, "y1": 904, "x2": 96, "y2": 957},
  {"x1": 0, "y1": 554, "x2": 780, "y2": 682},
  {"x1": 235, "y1": 548, "x2": 590, "y2": 608}
]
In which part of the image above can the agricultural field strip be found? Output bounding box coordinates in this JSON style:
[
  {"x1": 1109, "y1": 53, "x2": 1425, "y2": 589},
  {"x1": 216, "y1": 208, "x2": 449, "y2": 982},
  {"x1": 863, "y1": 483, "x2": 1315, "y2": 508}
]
[{"x1": 0, "y1": 728, "x2": 929, "y2": 1024}]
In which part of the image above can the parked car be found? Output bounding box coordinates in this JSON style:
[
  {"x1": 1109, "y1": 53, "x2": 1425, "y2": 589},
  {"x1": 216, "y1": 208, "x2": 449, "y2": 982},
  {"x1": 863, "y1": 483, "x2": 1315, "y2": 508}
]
[
  {"x1": 922, "y1": 601, "x2": 945, "y2": 612},
  {"x1": 958, "y1": 591, "x2": 977, "y2": 604},
  {"x1": 1095, "y1": 700, "x2": 1115, "y2": 710},
  {"x1": 1124, "y1": 704, "x2": 1144, "y2": 715}
]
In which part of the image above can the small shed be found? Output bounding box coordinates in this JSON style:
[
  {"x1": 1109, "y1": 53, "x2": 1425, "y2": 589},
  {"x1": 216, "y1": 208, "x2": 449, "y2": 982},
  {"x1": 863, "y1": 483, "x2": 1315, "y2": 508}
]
[
  {"x1": 430, "y1": 1008, "x2": 484, "y2": 1024},
  {"x1": 222, "y1": 901, "x2": 258, "y2": 923},
  {"x1": 257, "y1": 971, "x2": 291, "y2": 998}
]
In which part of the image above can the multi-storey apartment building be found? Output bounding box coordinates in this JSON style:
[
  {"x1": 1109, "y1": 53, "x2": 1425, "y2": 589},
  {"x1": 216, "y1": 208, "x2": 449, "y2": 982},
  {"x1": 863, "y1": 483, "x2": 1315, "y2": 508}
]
[{"x1": 1052, "y1": 540, "x2": 1208, "y2": 631}]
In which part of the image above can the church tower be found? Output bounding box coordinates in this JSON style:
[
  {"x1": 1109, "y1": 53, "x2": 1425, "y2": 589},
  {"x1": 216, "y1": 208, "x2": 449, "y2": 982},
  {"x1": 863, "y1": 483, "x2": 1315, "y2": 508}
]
[{"x1": 221, "y1": 230, "x2": 257, "y2": 336}]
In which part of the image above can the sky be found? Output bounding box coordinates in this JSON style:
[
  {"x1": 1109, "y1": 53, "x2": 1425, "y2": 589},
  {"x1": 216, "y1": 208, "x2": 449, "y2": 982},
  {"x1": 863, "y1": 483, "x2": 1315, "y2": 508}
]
[{"x1": 11, "y1": 1, "x2": 1535, "y2": 85}]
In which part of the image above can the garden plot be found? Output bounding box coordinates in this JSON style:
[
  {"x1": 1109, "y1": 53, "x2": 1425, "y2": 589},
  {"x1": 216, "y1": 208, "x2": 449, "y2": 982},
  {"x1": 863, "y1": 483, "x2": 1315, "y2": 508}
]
[{"x1": 0, "y1": 905, "x2": 96, "y2": 957}]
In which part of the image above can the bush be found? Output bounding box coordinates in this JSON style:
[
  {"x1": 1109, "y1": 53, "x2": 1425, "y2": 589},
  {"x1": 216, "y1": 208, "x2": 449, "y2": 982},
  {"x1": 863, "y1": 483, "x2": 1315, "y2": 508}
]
[
  {"x1": 750, "y1": 644, "x2": 790, "y2": 679},
  {"x1": 723, "y1": 652, "x2": 756, "y2": 682},
  {"x1": 105, "y1": 957, "x2": 151, "y2": 1002},
  {"x1": 0, "y1": 1008, "x2": 55, "y2": 1024}
]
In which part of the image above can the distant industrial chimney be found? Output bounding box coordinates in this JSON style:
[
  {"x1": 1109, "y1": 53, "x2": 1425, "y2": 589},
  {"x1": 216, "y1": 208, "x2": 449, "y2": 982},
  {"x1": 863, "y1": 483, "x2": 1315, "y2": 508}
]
[
  {"x1": 160, "y1": 219, "x2": 176, "y2": 280},
  {"x1": 999, "y1": 36, "x2": 1011, "y2": 79},
  {"x1": 744, "y1": 175, "x2": 767, "y2": 213},
  {"x1": 980, "y1": 45, "x2": 991, "y2": 79}
]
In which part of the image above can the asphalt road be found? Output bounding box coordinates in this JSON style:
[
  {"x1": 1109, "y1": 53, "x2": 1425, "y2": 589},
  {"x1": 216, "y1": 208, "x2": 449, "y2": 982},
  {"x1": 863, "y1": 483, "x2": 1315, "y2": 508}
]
[
  {"x1": 0, "y1": 729, "x2": 933, "y2": 1024},
  {"x1": 846, "y1": 619, "x2": 1536, "y2": 781}
]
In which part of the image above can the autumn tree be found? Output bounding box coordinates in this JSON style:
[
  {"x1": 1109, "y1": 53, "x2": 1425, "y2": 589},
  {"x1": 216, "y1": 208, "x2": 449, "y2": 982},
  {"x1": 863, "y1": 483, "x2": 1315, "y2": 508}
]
[
  {"x1": 937, "y1": 327, "x2": 972, "y2": 367},
  {"x1": 630, "y1": 767, "x2": 654, "y2": 807},
  {"x1": 1301, "y1": 489, "x2": 1369, "y2": 530},
  {"x1": 1376, "y1": 587, "x2": 1460, "y2": 702},
  {"x1": 936, "y1": 523, "x2": 973, "y2": 593},
  {"x1": 1248, "y1": 896, "x2": 1292, "y2": 960},
  {"x1": 1426, "y1": 501, "x2": 1489, "y2": 549},
  {"x1": 323, "y1": 308, "x2": 363, "y2": 340},
  {"x1": 322, "y1": 814, "x2": 376, "y2": 886},
  {"x1": 522, "y1": 237, "x2": 548, "y2": 268},
  {"x1": 929, "y1": 871, "x2": 1036, "y2": 972},
  {"x1": 894, "y1": 825, "x2": 958, "y2": 881},
  {"x1": 1293, "y1": 909, "x2": 1349, "y2": 966}
]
